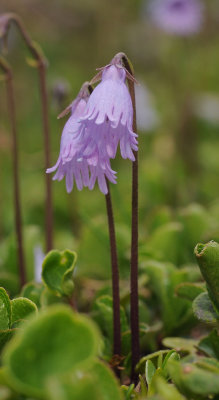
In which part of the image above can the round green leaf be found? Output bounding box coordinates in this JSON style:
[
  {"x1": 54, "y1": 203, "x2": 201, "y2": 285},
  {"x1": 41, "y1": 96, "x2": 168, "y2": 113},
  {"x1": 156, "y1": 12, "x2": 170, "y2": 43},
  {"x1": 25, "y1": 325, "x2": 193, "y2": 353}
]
[
  {"x1": 46, "y1": 361, "x2": 122, "y2": 400},
  {"x1": 168, "y1": 359, "x2": 219, "y2": 396},
  {"x1": 11, "y1": 298, "x2": 37, "y2": 326},
  {"x1": 192, "y1": 292, "x2": 219, "y2": 323},
  {"x1": 91, "y1": 361, "x2": 122, "y2": 400},
  {"x1": 3, "y1": 305, "x2": 101, "y2": 398},
  {"x1": 46, "y1": 374, "x2": 98, "y2": 400},
  {"x1": 162, "y1": 337, "x2": 198, "y2": 354},
  {"x1": 42, "y1": 250, "x2": 77, "y2": 297}
]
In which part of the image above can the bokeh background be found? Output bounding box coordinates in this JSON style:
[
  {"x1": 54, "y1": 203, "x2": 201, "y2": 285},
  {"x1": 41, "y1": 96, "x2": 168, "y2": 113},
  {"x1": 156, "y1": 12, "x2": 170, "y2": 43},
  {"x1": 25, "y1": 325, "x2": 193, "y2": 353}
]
[{"x1": 0, "y1": 0, "x2": 219, "y2": 287}]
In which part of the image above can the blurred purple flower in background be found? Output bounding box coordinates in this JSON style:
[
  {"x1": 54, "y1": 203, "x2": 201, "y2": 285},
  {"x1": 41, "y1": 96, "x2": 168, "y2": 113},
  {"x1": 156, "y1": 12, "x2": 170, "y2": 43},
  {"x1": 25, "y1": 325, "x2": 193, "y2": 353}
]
[
  {"x1": 148, "y1": 0, "x2": 203, "y2": 36},
  {"x1": 135, "y1": 82, "x2": 159, "y2": 132},
  {"x1": 51, "y1": 78, "x2": 70, "y2": 111},
  {"x1": 34, "y1": 245, "x2": 44, "y2": 283}
]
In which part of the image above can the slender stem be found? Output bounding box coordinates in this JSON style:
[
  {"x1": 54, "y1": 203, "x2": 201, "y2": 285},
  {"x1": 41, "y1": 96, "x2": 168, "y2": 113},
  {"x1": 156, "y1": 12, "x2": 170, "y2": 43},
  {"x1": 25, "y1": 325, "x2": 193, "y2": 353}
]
[
  {"x1": 122, "y1": 55, "x2": 140, "y2": 381},
  {"x1": 88, "y1": 83, "x2": 121, "y2": 357},
  {"x1": 0, "y1": 13, "x2": 53, "y2": 251},
  {"x1": 0, "y1": 57, "x2": 26, "y2": 287},
  {"x1": 105, "y1": 183, "x2": 121, "y2": 357}
]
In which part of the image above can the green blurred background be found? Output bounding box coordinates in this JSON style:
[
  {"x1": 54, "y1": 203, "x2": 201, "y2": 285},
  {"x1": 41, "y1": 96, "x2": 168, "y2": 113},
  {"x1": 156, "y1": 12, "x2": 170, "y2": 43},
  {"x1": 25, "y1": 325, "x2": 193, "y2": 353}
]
[{"x1": 0, "y1": 0, "x2": 219, "y2": 282}]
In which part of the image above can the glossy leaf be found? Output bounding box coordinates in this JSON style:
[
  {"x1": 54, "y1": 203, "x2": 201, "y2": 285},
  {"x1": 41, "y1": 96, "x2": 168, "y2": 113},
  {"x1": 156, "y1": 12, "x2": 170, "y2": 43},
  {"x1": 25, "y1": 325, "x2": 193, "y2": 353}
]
[
  {"x1": 195, "y1": 241, "x2": 219, "y2": 310},
  {"x1": 46, "y1": 360, "x2": 122, "y2": 400},
  {"x1": 3, "y1": 305, "x2": 101, "y2": 398},
  {"x1": 167, "y1": 359, "x2": 219, "y2": 396},
  {"x1": 145, "y1": 359, "x2": 156, "y2": 387},
  {"x1": 198, "y1": 329, "x2": 219, "y2": 359},
  {"x1": 175, "y1": 282, "x2": 205, "y2": 301},
  {"x1": 11, "y1": 297, "x2": 37, "y2": 326},
  {"x1": 162, "y1": 337, "x2": 198, "y2": 354},
  {"x1": 42, "y1": 250, "x2": 77, "y2": 297},
  {"x1": 192, "y1": 292, "x2": 219, "y2": 323},
  {"x1": 46, "y1": 374, "x2": 98, "y2": 400},
  {"x1": 91, "y1": 361, "x2": 122, "y2": 400}
]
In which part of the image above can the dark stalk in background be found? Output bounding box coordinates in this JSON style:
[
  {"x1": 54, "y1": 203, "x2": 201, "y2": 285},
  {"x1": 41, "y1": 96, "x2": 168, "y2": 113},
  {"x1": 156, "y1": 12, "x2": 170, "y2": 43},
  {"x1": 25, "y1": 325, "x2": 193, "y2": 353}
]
[
  {"x1": 121, "y1": 54, "x2": 140, "y2": 381},
  {"x1": 105, "y1": 184, "x2": 121, "y2": 358},
  {"x1": 0, "y1": 13, "x2": 53, "y2": 251},
  {"x1": 0, "y1": 57, "x2": 26, "y2": 287}
]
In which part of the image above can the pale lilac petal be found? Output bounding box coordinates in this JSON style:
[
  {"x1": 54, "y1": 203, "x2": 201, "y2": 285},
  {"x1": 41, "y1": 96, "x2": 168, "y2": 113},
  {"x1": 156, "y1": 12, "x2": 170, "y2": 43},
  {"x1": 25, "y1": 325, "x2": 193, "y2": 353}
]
[
  {"x1": 87, "y1": 151, "x2": 99, "y2": 166},
  {"x1": 46, "y1": 156, "x2": 61, "y2": 174},
  {"x1": 98, "y1": 173, "x2": 108, "y2": 194},
  {"x1": 80, "y1": 161, "x2": 90, "y2": 186},
  {"x1": 74, "y1": 167, "x2": 83, "y2": 191},
  {"x1": 88, "y1": 166, "x2": 96, "y2": 190},
  {"x1": 66, "y1": 166, "x2": 74, "y2": 193},
  {"x1": 80, "y1": 64, "x2": 138, "y2": 164}
]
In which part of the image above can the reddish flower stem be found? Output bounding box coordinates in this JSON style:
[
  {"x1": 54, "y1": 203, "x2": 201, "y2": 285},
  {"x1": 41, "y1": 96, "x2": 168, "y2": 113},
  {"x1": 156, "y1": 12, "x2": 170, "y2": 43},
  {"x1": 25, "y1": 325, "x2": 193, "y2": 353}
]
[
  {"x1": 0, "y1": 13, "x2": 53, "y2": 251},
  {"x1": 87, "y1": 83, "x2": 121, "y2": 360},
  {"x1": 0, "y1": 57, "x2": 26, "y2": 287},
  {"x1": 122, "y1": 55, "x2": 140, "y2": 382},
  {"x1": 105, "y1": 183, "x2": 121, "y2": 358}
]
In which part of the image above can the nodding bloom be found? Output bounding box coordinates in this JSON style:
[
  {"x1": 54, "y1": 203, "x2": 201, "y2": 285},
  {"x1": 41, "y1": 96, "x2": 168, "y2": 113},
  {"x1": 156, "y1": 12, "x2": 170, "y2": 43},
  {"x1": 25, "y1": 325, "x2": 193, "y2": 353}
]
[
  {"x1": 46, "y1": 84, "x2": 117, "y2": 195},
  {"x1": 47, "y1": 54, "x2": 138, "y2": 195},
  {"x1": 148, "y1": 0, "x2": 203, "y2": 36},
  {"x1": 80, "y1": 60, "x2": 138, "y2": 164}
]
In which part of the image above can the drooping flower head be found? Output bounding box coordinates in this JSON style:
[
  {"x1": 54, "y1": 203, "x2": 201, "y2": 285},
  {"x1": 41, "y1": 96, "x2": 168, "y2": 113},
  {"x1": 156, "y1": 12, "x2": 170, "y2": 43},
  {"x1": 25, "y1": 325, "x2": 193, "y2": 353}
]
[
  {"x1": 47, "y1": 53, "x2": 138, "y2": 195},
  {"x1": 80, "y1": 54, "x2": 138, "y2": 165},
  {"x1": 148, "y1": 0, "x2": 203, "y2": 36},
  {"x1": 46, "y1": 82, "x2": 117, "y2": 194}
]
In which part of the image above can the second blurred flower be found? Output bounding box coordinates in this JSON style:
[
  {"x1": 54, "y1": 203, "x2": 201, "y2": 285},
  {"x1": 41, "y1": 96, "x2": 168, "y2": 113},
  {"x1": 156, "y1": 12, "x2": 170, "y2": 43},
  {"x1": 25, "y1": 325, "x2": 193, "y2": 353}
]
[{"x1": 147, "y1": 0, "x2": 204, "y2": 36}]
